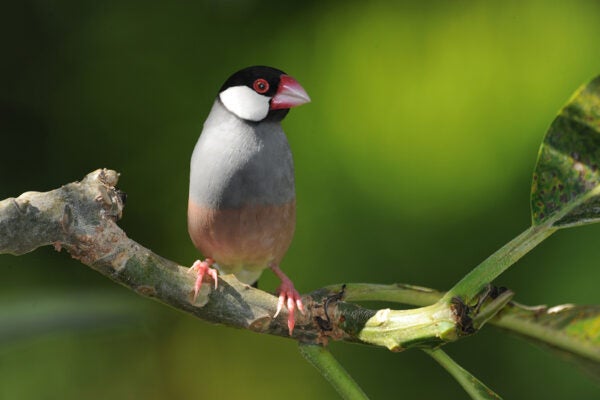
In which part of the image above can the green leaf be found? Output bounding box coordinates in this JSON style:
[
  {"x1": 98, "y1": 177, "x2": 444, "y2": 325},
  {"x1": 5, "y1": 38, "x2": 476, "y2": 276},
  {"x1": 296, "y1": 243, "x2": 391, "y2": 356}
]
[
  {"x1": 531, "y1": 75, "x2": 600, "y2": 227},
  {"x1": 494, "y1": 303, "x2": 600, "y2": 380}
]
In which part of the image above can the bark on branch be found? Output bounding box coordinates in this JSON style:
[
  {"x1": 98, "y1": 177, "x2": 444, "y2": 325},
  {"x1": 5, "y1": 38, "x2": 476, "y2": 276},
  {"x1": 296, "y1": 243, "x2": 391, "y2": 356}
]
[{"x1": 0, "y1": 169, "x2": 382, "y2": 344}]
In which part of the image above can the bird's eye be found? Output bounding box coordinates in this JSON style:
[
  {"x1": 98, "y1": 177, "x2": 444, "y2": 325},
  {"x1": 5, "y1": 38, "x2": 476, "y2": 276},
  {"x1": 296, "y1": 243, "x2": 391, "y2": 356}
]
[{"x1": 253, "y1": 78, "x2": 269, "y2": 94}]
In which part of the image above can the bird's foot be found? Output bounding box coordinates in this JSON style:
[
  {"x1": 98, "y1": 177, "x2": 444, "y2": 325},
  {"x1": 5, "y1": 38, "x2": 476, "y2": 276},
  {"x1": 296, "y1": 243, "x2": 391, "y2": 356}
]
[
  {"x1": 188, "y1": 258, "x2": 218, "y2": 301},
  {"x1": 271, "y1": 265, "x2": 305, "y2": 335}
]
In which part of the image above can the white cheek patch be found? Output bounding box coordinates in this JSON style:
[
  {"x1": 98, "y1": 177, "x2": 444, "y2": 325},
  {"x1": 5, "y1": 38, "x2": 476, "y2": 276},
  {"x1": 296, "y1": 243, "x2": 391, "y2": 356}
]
[{"x1": 219, "y1": 86, "x2": 270, "y2": 122}]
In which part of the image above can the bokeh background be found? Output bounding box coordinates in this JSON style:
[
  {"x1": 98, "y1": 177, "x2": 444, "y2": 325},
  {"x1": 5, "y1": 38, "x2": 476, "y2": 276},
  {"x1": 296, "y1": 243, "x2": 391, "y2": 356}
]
[{"x1": 2, "y1": 1, "x2": 600, "y2": 398}]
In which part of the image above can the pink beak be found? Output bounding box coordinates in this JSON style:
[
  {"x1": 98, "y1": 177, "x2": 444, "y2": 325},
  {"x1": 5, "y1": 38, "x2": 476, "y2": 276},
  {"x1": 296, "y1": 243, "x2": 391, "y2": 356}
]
[{"x1": 270, "y1": 75, "x2": 311, "y2": 110}]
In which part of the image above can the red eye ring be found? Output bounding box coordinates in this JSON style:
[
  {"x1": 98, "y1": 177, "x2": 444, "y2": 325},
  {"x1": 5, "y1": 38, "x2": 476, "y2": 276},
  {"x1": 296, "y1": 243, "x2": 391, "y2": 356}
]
[{"x1": 253, "y1": 78, "x2": 269, "y2": 94}]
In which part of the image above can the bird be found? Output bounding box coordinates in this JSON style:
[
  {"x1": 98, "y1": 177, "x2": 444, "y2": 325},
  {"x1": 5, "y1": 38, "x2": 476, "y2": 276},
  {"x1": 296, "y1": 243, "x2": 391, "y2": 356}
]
[{"x1": 187, "y1": 66, "x2": 310, "y2": 335}]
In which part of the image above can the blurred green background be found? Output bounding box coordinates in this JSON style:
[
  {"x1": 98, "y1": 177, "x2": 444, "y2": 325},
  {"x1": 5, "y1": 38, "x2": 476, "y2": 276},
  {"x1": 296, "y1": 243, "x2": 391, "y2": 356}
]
[{"x1": 2, "y1": 1, "x2": 600, "y2": 398}]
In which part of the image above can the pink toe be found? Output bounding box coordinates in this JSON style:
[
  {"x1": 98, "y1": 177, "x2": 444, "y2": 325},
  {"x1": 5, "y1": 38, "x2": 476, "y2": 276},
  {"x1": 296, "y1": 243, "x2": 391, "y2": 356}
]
[
  {"x1": 270, "y1": 265, "x2": 303, "y2": 335},
  {"x1": 287, "y1": 313, "x2": 295, "y2": 336},
  {"x1": 189, "y1": 259, "x2": 218, "y2": 301},
  {"x1": 208, "y1": 268, "x2": 218, "y2": 289},
  {"x1": 273, "y1": 286, "x2": 303, "y2": 335},
  {"x1": 194, "y1": 274, "x2": 204, "y2": 295}
]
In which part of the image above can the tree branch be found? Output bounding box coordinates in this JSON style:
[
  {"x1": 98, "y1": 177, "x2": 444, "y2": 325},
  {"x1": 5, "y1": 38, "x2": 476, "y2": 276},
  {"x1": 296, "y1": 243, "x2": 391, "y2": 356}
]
[
  {"x1": 0, "y1": 170, "x2": 328, "y2": 340},
  {"x1": 2, "y1": 169, "x2": 597, "y2": 367},
  {"x1": 0, "y1": 169, "x2": 471, "y2": 349}
]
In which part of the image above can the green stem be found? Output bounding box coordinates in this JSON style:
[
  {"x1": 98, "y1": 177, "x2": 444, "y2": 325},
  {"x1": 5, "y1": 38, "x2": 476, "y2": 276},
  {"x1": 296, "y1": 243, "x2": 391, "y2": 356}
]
[
  {"x1": 325, "y1": 283, "x2": 600, "y2": 364},
  {"x1": 327, "y1": 283, "x2": 443, "y2": 306},
  {"x1": 424, "y1": 348, "x2": 503, "y2": 400},
  {"x1": 442, "y1": 224, "x2": 556, "y2": 303},
  {"x1": 299, "y1": 343, "x2": 369, "y2": 400},
  {"x1": 356, "y1": 302, "x2": 458, "y2": 351}
]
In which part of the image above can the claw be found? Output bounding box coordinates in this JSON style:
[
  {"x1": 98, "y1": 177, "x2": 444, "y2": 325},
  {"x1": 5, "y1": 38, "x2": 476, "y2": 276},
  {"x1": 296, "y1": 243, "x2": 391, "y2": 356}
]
[
  {"x1": 188, "y1": 258, "x2": 218, "y2": 301},
  {"x1": 270, "y1": 265, "x2": 304, "y2": 336},
  {"x1": 297, "y1": 298, "x2": 306, "y2": 315},
  {"x1": 274, "y1": 295, "x2": 285, "y2": 318}
]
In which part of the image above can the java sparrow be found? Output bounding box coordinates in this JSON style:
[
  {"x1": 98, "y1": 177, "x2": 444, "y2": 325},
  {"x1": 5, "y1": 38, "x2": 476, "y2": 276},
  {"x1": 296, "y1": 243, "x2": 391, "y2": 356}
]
[{"x1": 187, "y1": 66, "x2": 311, "y2": 334}]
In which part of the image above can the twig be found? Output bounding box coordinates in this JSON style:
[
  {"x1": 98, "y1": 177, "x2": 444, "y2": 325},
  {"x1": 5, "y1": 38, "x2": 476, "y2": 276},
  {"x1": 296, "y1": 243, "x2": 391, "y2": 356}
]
[
  {"x1": 424, "y1": 348, "x2": 502, "y2": 400},
  {"x1": 299, "y1": 343, "x2": 369, "y2": 400}
]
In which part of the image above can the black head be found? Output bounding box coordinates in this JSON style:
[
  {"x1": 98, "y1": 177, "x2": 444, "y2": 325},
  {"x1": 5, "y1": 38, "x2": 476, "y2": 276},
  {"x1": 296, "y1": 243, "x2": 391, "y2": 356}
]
[
  {"x1": 218, "y1": 65, "x2": 310, "y2": 122},
  {"x1": 220, "y1": 66, "x2": 286, "y2": 97}
]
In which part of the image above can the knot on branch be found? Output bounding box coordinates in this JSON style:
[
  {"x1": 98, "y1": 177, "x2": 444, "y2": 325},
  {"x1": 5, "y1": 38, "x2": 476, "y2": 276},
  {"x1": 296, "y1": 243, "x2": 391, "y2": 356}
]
[{"x1": 58, "y1": 169, "x2": 128, "y2": 266}]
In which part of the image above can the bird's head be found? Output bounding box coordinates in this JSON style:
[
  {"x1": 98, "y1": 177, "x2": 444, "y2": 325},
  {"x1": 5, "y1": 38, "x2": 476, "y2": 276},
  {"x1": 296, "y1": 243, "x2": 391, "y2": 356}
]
[{"x1": 218, "y1": 66, "x2": 310, "y2": 122}]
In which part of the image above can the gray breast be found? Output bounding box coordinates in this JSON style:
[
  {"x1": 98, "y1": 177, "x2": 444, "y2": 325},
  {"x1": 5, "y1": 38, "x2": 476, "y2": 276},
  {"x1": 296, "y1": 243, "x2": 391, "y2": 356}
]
[{"x1": 189, "y1": 100, "x2": 295, "y2": 208}]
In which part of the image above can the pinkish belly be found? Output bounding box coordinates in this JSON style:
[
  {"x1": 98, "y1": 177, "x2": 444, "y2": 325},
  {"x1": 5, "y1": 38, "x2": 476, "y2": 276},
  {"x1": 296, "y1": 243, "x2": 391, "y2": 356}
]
[{"x1": 187, "y1": 200, "x2": 296, "y2": 272}]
